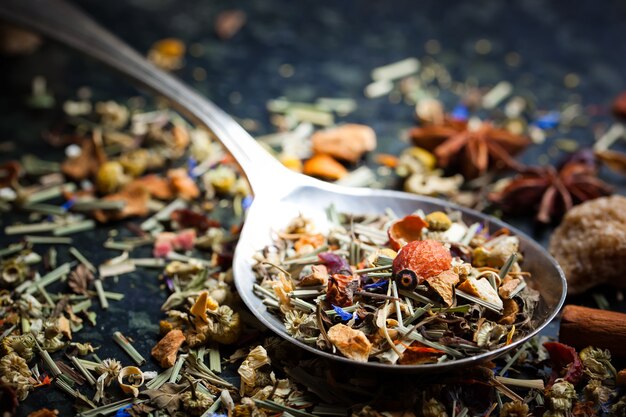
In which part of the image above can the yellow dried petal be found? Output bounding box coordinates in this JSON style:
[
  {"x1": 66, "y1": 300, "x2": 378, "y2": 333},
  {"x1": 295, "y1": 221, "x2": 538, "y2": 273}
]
[{"x1": 191, "y1": 291, "x2": 210, "y2": 325}]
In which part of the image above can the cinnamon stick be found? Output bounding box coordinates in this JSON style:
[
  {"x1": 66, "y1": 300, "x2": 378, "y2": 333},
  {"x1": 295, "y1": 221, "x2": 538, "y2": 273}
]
[{"x1": 560, "y1": 305, "x2": 626, "y2": 357}]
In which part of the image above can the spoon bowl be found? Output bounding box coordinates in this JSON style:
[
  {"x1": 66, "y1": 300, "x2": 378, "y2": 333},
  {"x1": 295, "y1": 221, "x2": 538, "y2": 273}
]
[
  {"x1": 235, "y1": 173, "x2": 566, "y2": 371},
  {"x1": 1, "y1": 0, "x2": 567, "y2": 371}
]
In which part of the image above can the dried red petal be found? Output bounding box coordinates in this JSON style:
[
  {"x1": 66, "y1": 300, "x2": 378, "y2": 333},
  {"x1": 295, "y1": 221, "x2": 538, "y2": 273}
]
[
  {"x1": 544, "y1": 341, "x2": 583, "y2": 386},
  {"x1": 171, "y1": 209, "x2": 220, "y2": 232},
  {"x1": 318, "y1": 252, "x2": 351, "y2": 275},
  {"x1": 326, "y1": 273, "x2": 357, "y2": 307},
  {"x1": 387, "y1": 214, "x2": 428, "y2": 251},
  {"x1": 398, "y1": 342, "x2": 444, "y2": 365},
  {"x1": 392, "y1": 240, "x2": 452, "y2": 282}
]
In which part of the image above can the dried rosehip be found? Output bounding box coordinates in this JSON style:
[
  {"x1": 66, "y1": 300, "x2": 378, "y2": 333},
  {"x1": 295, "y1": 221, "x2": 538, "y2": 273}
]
[
  {"x1": 392, "y1": 239, "x2": 452, "y2": 283},
  {"x1": 395, "y1": 269, "x2": 419, "y2": 291}
]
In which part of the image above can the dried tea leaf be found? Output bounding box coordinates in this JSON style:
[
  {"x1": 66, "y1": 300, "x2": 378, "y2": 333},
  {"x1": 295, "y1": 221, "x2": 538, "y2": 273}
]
[
  {"x1": 68, "y1": 264, "x2": 94, "y2": 295},
  {"x1": 142, "y1": 382, "x2": 187, "y2": 414}
]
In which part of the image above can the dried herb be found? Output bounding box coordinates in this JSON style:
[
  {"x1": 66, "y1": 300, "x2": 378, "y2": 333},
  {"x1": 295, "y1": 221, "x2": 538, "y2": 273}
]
[
  {"x1": 142, "y1": 382, "x2": 187, "y2": 414},
  {"x1": 68, "y1": 264, "x2": 94, "y2": 295},
  {"x1": 252, "y1": 207, "x2": 539, "y2": 364}
]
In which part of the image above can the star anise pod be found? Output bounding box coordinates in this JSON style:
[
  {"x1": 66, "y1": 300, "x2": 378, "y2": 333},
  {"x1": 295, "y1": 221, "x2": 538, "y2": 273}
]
[
  {"x1": 489, "y1": 159, "x2": 612, "y2": 223},
  {"x1": 410, "y1": 117, "x2": 530, "y2": 179}
]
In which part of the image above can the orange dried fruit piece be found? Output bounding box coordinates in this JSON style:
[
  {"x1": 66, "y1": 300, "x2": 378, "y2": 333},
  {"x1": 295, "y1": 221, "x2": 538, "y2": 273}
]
[
  {"x1": 303, "y1": 154, "x2": 348, "y2": 180},
  {"x1": 392, "y1": 239, "x2": 452, "y2": 283},
  {"x1": 294, "y1": 233, "x2": 325, "y2": 254},
  {"x1": 457, "y1": 276, "x2": 503, "y2": 310},
  {"x1": 93, "y1": 183, "x2": 150, "y2": 223},
  {"x1": 387, "y1": 215, "x2": 428, "y2": 251},
  {"x1": 327, "y1": 323, "x2": 372, "y2": 363},
  {"x1": 131, "y1": 174, "x2": 174, "y2": 200},
  {"x1": 375, "y1": 153, "x2": 399, "y2": 168},
  {"x1": 168, "y1": 168, "x2": 200, "y2": 200},
  {"x1": 311, "y1": 124, "x2": 377, "y2": 163}
]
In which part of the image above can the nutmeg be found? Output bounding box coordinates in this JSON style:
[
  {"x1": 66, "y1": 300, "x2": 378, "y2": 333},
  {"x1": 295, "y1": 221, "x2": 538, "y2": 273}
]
[{"x1": 549, "y1": 195, "x2": 626, "y2": 294}]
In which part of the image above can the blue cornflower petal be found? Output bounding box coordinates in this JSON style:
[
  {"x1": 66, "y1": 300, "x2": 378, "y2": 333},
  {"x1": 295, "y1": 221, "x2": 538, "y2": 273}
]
[
  {"x1": 187, "y1": 156, "x2": 198, "y2": 178},
  {"x1": 60, "y1": 197, "x2": 76, "y2": 212},
  {"x1": 242, "y1": 195, "x2": 254, "y2": 211},
  {"x1": 115, "y1": 405, "x2": 132, "y2": 417},
  {"x1": 332, "y1": 304, "x2": 354, "y2": 321},
  {"x1": 534, "y1": 111, "x2": 560, "y2": 130},
  {"x1": 450, "y1": 104, "x2": 469, "y2": 121},
  {"x1": 363, "y1": 279, "x2": 389, "y2": 291}
]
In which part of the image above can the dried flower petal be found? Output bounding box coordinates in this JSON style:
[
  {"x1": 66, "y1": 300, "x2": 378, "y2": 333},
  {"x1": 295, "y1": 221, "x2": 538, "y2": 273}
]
[
  {"x1": 300, "y1": 264, "x2": 329, "y2": 287},
  {"x1": 318, "y1": 252, "x2": 351, "y2": 275},
  {"x1": 544, "y1": 342, "x2": 584, "y2": 386},
  {"x1": 302, "y1": 154, "x2": 348, "y2": 180},
  {"x1": 61, "y1": 138, "x2": 105, "y2": 181},
  {"x1": 327, "y1": 323, "x2": 372, "y2": 362},
  {"x1": 68, "y1": 264, "x2": 94, "y2": 295},
  {"x1": 131, "y1": 174, "x2": 174, "y2": 200},
  {"x1": 117, "y1": 366, "x2": 144, "y2": 397},
  {"x1": 168, "y1": 168, "x2": 200, "y2": 200},
  {"x1": 398, "y1": 342, "x2": 444, "y2": 365},
  {"x1": 326, "y1": 274, "x2": 357, "y2": 307},
  {"x1": 171, "y1": 209, "x2": 220, "y2": 232},
  {"x1": 208, "y1": 305, "x2": 241, "y2": 344},
  {"x1": 93, "y1": 182, "x2": 150, "y2": 223},
  {"x1": 387, "y1": 214, "x2": 428, "y2": 251},
  {"x1": 238, "y1": 346, "x2": 270, "y2": 395}
]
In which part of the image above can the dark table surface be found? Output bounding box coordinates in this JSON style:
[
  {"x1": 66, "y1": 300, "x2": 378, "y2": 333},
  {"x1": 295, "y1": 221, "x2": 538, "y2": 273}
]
[{"x1": 2, "y1": 0, "x2": 626, "y2": 415}]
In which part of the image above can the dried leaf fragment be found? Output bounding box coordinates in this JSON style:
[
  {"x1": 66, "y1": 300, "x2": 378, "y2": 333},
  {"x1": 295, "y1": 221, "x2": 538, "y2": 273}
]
[
  {"x1": 151, "y1": 329, "x2": 185, "y2": 368},
  {"x1": 311, "y1": 124, "x2": 377, "y2": 163},
  {"x1": 426, "y1": 269, "x2": 459, "y2": 306},
  {"x1": 142, "y1": 382, "x2": 187, "y2": 415},
  {"x1": 327, "y1": 323, "x2": 372, "y2": 362},
  {"x1": 68, "y1": 264, "x2": 94, "y2": 295}
]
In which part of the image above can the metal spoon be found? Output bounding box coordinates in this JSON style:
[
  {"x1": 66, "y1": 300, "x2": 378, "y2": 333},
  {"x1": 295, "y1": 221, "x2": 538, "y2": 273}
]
[{"x1": 0, "y1": 0, "x2": 566, "y2": 371}]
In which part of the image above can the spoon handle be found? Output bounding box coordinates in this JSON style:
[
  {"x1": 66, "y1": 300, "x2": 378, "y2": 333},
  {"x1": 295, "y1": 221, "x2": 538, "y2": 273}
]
[{"x1": 0, "y1": 0, "x2": 287, "y2": 193}]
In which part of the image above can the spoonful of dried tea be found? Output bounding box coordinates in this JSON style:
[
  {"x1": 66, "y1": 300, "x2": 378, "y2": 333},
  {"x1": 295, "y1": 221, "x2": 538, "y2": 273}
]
[{"x1": 0, "y1": 0, "x2": 567, "y2": 371}]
